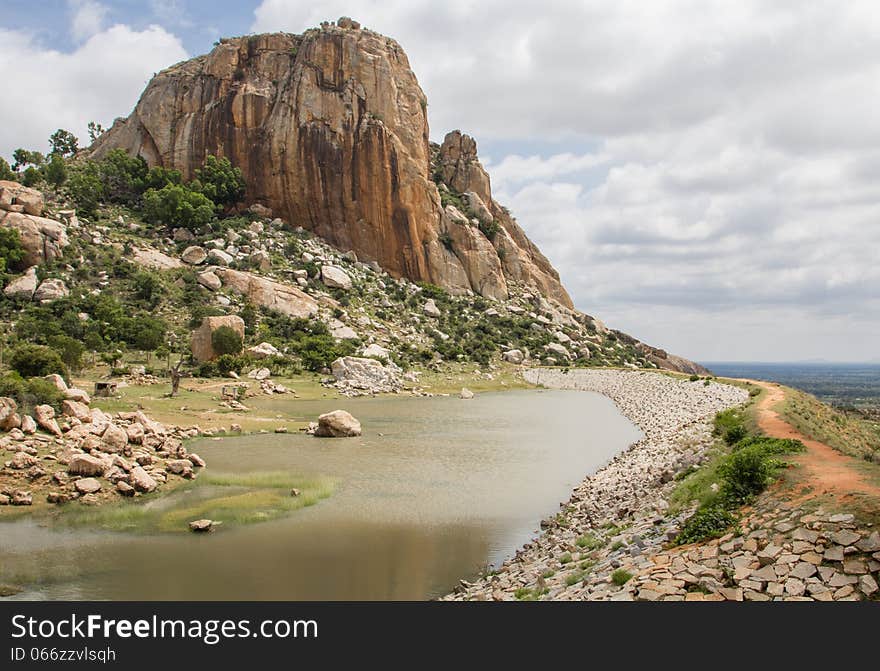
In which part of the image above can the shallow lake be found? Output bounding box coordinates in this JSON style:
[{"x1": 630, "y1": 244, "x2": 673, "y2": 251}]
[{"x1": 0, "y1": 389, "x2": 641, "y2": 600}]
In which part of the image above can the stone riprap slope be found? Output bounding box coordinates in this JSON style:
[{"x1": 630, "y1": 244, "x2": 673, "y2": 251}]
[{"x1": 446, "y1": 368, "x2": 749, "y2": 600}]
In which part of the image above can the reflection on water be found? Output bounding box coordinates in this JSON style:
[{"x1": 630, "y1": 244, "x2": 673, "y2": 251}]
[{"x1": 0, "y1": 390, "x2": 641, "y2": 600}]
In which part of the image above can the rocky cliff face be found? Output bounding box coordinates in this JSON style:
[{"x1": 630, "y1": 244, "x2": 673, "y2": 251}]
[{"x1": 91, "y1": 18, "x2": 571, "y2": 308}]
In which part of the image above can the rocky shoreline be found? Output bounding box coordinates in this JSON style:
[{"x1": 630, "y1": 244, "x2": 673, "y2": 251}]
[
  {"x1": 0, "y1": 376, "x2": 206, "y2": 509},
  {"x1": 445, "y1": 369, "x2": 880, "y2": 601}
]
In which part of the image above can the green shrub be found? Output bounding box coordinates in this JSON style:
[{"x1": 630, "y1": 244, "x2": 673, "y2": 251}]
[
  {"x1": 0, "y1": 227, "x2": 27, "y2": 273},
  {"x1": 576, "y1": 533, "x2": 602, "y2": 550},
  {"x1": 46, "y1": 335, "x2": 86, "y2": 372},
  {"x1": 610, "y1": 569, "x2": 632, "y2": 586},
  {"x1": 724, "y1": 425, "x2": 748, "y2": 445},
  {"x1": 478, "y1": 218, "x2": 500, "y2": 240},
  {"x1": 0, "y1": 157, "x2": 16, "y2": 181},
  {"x1": 44, "y1": 153, "x2": 67, "y2": 187},
  {"x1": 675, "y1": 505, "x2": 737, "y2": 545},
  {"x1": 211, "y1": 326, "x2": 243, "y2": 356},
  {"x1": 8, "y1": 343, "x2": 68, "y2": 378},
  {"x1": 689, "y1": 374, "x2": 700, "y2": 381},
  {"x1": 143, "y1": 183, "x2": 216, "y2": 230},
  {"x1": 0, "y1": 373, "x2": 65, "y2": 413},
  {"x1": 66, "y1": 162, "x2": 104, "y2": 217},
  {"x1": 719, "y1": 437, "x2": 803, "y2": 504},
  {"x1": 193, "y1": 155, "x2": 245, "y2": 207}
]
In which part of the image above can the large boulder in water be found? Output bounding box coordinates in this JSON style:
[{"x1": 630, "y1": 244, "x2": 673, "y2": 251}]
[{"x1": 314, "y1": 410, "x2": 362, "y2": 438}]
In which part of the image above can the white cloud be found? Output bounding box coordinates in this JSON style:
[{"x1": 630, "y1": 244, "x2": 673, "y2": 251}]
[
  {"x1": 251, "y1": 1, "x2": 880, "y2": 360},
  {"x1": 69, "y1": 0, "x2": 109, "y2": 43},
  {"x1": 0, "y1": 24, "x2": 188, "y2": 158}
]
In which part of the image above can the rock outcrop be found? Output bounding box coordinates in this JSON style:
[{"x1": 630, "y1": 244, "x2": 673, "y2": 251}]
[
  {"x1": 91, "y1": 20, "x2": 571, "y2": 306},
  {"x1": 190, "y1": 315, "x2": 246, "y2": 362},
  {"x1": 212, "y1": 268, "x2": 318, "y2": 318}
]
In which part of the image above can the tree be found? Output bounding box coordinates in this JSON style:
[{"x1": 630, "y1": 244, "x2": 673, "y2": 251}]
[
  {"x1": 0, "y1": 228, "x2": 26, "y2": 273},
  {"x1": 8, "y1": 343, "x2": 68, "y2": 378},
  {"x1": 87, "y1": 121, "x2": 105, "y2": 144},
  {"x1": 133, "y1": 316, "x2": 166, "y2": 352},
  {"x1": 49, "y1": 129, "x2": 79, "y2": 157},
  {"x1": 12, "y1": 149, "x2": 44, "y2": 172},
  {"x1": 44, "y1": 153, "x2": 67, "y2": 187},
  {"x1": 0, "y1": 157, "x2": 15, "y2": 181},
  {"x1": 211, "y1": 325, "x2": 243, "y2": 356},
  {"x1": 21, "y1": 166, "x2": 41, "y2": 187},
  {"x1": 100, "y1": 149, "x2": 149, "y2": 203},
  {"x1": 47, "y1": 335, "x2": 86, "y2": 372},
  {"x1": 65, "y1": 161, "x2": 104, "y2": 217},
  {"x1": 142, "y1": 183, "x2": 216, "y2": 230},
  {"x1": 169, "y1": 360, "x2": 184, "y2": 397},
  {"x1": 194, "y1": 155, "x2": 245, "y2": 207}
]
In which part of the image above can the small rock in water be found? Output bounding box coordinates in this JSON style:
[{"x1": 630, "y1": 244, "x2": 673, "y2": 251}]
[
  {"x1": 459, "y1": 387, "x2": 474, "y2": 399},
  {"x1": 314, "y1": 410, "x2": 362, "y2": 438},
  {"x1": 189, "y1": 519, "x2": 219, "y2": 533}
]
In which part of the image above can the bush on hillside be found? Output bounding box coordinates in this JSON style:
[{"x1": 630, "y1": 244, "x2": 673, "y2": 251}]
[
  {"x1": 0, "y1": 373, "x2": 65, "y2": 413},
  {"x1": 143, "y1": 183, "x2": 216, "y2": 230},
  {"x1": 0, "y1": 227, "x2": 27, "y2": 274},
  {"x1": 8, "y1": 343, "x2": 68, "y2": 379},
  {"x1": 193, "y1": 155, "x2": 245, "y2": 206},
  {"x1": 211, "y1": 325, "x2": 243, "y2": 356}
]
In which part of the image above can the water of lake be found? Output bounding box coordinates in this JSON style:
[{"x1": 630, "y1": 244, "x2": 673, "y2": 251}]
[{"x1": 0, "y1": 389, "x2": 641, "y2": 600}]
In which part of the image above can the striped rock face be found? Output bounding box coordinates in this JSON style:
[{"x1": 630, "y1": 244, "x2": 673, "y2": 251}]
[{"x1": 90, "y1": 22, "x2": 572, "y2": 308}]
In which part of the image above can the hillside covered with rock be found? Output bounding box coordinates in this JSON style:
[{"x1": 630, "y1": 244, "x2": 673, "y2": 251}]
[{"x1": 81, "y1": 16, "x2": 701, "y2": 375}]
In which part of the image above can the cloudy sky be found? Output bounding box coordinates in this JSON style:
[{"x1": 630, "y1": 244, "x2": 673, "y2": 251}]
[{"x1": 2, "y1": 1, "x2": 878, "y2": 362}]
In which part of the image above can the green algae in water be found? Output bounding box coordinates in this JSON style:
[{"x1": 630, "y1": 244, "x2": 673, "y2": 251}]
[{"x1": 56, "y1": 471, "x2": 336, "y2": 533}]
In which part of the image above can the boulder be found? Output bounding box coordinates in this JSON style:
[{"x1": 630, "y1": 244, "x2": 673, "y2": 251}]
[
  {"x1": 0, "y1": 180, "x2": 44, "y2": 215},
  {"x1": 9, "y1": 451, "x2": 36, "y2": 469},
  {"x1": 166, "y1": 459, "x2": 194, "y2": 478},
  {"x1": 321, "y1": 265, "x2": 353, "y2": 290},
  {"x1": 250, "y1": 250, "x2": 271, "y2": 271},
  {"x1": 34, "y1": 404, "x2": 62, "y2": 436},
  {"x1": 361, "y1": 343, "x2": 391, "y2": 360},
  {"x1": 11, "y1": 490, "x2": 32, "y2": 506},
  {"x1": 74, "y1": 478, "x2": 102, "y2": 495},
  {"x1": 116, "y1": 481, "x2": 135, "y2": 496},
  {"x1": 423, "y1": 298, "x2": 442, "y2": 318},
  {"x1": 44, "y1": 374, "x2": 68, "y2": 391},
  {"x1": 546, "y1": 342, "x2": 571, "y2": 360},
  {"x1": 502, "y1": 349, "x2": 524, "y2": 364},
  {"x1": 132, "y1": 247, "x2": 183, "y2": 270},
  {"x1": 329, "y1": 319, "x2": 359, "y2": 340},
  {"x1": 65, "y1": 387, "x2": 91, "y2": 404},
  {"x1": 189, "y1": 519, "x2": 218, "y2": 532},
  {"x1": 68, "y1": 454, "x2": 107, "y2": 477},
  {"x1": 0, "y1": 210, "x2": 69, "y2": 266},
  {"x1": 197, "y1": 270, "x2": 222, "y2": 290},
  {"x1": 33, "y1": 278, "x2": 69, "y2": 303},
  {"x1": 181, "y1": 245, "x2": 208, "y2": 264},
  {"x1": 173, "y1": 227, "x2": 195, "y2": 241},
  {"x1": 125, "y1": 423, "x2": 145, "y2": 444},
  {"x1": 247, "y1": 367, "x2": 271, "y2": 380},
  {"x1": 0, "y1": 397, "x2": 19, "y2": 431},
  {"x1": 314, "y1": 410, "x2": 362, "y2": 437},
  {"x1": 459, "y1": 387, "x2": 474, "y2": 399},
  {"x1": 330, "y1": 356, "x2": 402, "y2": 393},
  {"x1": 208, "y1": 249, "x2": 233, "y2": 266},
  {"x1": 101, "y1": 423, "x2": 129, "y2": 453},
  {"x1": 130, "y1": 465, "x2": 158, "y2": 493},
  {"x1": 190, "y1": 315, "x2": 246, "y2": 362},
  {"x1": 213, "y1": 268, "x2": 317, "y2": 318},
  {"x1": 3, "y1": 266, "x2": 38, "y2": 299},
  {"x1": 20, "y1": 415, "x2": 37, "y2": 434},
  {"x1": 61, "y1": 400, "x2": 91, "y2": 422},
  {"x1": 247, "y1": 342, "x2": 281, "y2": 359}
]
